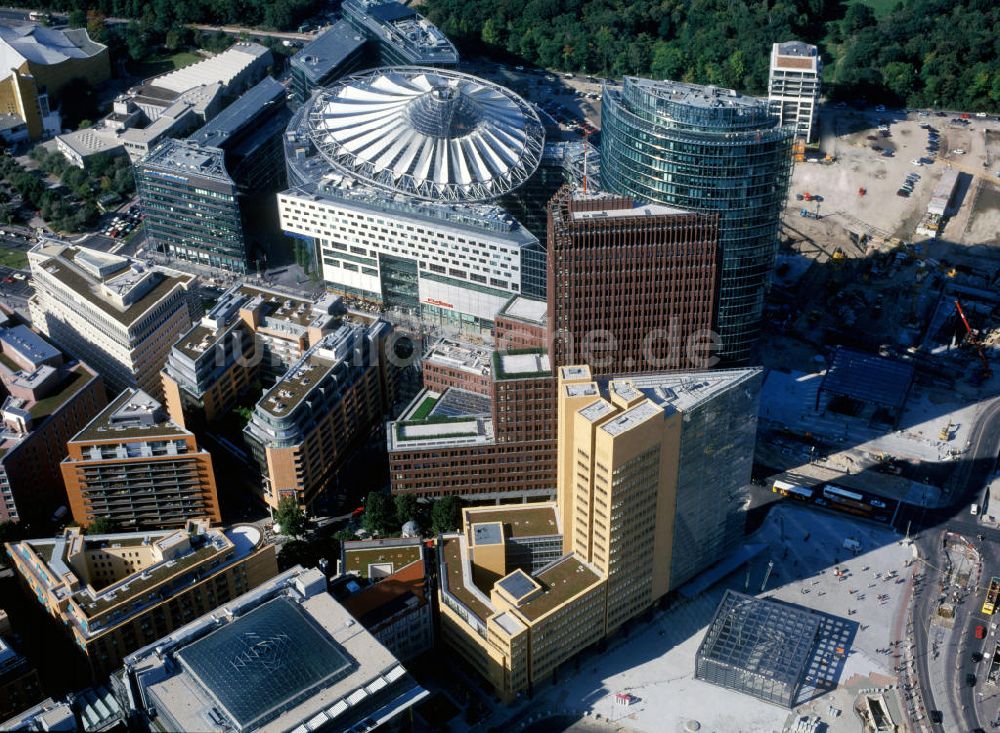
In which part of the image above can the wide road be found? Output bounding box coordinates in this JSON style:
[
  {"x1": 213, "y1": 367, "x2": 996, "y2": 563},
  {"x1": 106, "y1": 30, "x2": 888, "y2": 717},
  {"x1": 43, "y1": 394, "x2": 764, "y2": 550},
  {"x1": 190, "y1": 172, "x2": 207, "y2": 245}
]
[{"x1": 912, "y1": 396, "x2": 1000, "y2": 732}]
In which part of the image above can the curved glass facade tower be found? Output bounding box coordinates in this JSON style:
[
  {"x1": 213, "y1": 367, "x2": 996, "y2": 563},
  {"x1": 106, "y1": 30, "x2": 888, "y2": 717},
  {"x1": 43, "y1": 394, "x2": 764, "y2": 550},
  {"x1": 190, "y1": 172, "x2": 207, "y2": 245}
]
[{"x1": 601, "y1": 78, "x2": 793, "y2": 365}]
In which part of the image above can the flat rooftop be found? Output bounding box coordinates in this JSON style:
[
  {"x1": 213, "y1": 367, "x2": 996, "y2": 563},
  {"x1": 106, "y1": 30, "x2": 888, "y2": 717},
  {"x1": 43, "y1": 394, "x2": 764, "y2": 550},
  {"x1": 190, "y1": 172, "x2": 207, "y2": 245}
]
[
  {"x1": 500, "y1": 296, "x2": 547, "y2": 326},
  {"x1": 27, "y1": 363, "x2": 94, "y2": 422},
  {"x1": 578, "y1": 399, "x2": 614, "y2": 423},
  {"x1": 496, "y1": 352, "x2": 551, "y2": 378},
  {"x1": 252, "y1": 323, "x2": 366, "y2": 419},
  {"x1": 441, "y1": 536, "x2": 492, "y2": 622},
  {"x1": 188, "y1": 76, "x2": 285, "y2": 150},
  {"x1": 141, "y1": 139, "x2": 229, "y2": 181},
  {"x1": 290, "y1": 22, "x2": 366, "y2": 82},
  {"x1": 31, "y1": 242, "x2": 192, "y2": 326},
  {"x1": 515, "y1": 555, "x2": 602, "y2": 622},
  {"x1": 624, "y1": 76, "x2": 767, "y2": 112},
  {"x1": 599, "y1": 400, "x2": 661, "y2": 436},
  {"x1": 571, "y1": 202, "x2": 687, "y2": 220},
  {"x1": 464, "y1": 505, "x2": 559, "y2": 539},
  {"x1": 603, "y1": 368, "x2": 763, "y2": 415},
  {"x1": 425, "y1": 339, "x2": 492, "y2": 376},
  {"x1": 343, "y1": 544, "x2": 422, "y2": 578},
  {"x1": 244, "y1": 288, "x2": 330, "y2": 329},
  {"x1": 388, "y1": 415, "x2": 493, "y2": 450},
  {"x1": 71, "y1": 388, "x2": 186, "y2": 443}
]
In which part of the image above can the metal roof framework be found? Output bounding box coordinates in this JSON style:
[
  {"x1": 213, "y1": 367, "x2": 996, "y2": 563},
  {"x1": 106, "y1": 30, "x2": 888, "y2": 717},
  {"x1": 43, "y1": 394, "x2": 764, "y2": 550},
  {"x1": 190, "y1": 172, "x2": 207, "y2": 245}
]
[
  {"x1": 305, "y1": 66, "x2": 544, "y2": 203},
  {"x1": 695, "y1": 590, "x2": 820, "y2": 708},
  {"x1": 819, "y1": 347, "x2": 914, "y2": 411},
  {"x1": 175, "y1": 597, "x2": 353, "y2": 731}
]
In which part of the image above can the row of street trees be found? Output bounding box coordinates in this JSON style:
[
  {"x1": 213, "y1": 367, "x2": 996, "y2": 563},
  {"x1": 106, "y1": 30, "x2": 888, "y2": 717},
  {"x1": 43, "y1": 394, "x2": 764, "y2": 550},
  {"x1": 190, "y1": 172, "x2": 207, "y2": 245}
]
[{"x1": 273, "y1": 492, "x2": 464, "y2": 540}]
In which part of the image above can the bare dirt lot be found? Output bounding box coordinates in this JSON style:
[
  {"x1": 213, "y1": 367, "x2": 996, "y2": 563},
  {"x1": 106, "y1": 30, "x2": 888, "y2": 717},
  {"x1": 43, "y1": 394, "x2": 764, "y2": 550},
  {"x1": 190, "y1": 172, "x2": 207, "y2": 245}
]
[{"x1": 785, "y1": 109, "x2": 1000, "y2": 257}]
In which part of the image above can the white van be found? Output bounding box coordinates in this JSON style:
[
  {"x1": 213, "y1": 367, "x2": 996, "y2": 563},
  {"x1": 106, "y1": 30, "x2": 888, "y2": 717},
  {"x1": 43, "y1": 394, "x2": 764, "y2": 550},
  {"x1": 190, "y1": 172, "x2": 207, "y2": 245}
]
[{"x1": 971, "y1": 504, "x2": 980, "y2": 516}]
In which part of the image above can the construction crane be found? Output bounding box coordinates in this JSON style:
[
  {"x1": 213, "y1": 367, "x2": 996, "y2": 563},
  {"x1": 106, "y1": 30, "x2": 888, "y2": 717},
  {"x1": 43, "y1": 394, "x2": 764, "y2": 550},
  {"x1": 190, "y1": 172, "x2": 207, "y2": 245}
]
[{"x1": 954, "y1": 299, "x2": 993, "y2": 378}]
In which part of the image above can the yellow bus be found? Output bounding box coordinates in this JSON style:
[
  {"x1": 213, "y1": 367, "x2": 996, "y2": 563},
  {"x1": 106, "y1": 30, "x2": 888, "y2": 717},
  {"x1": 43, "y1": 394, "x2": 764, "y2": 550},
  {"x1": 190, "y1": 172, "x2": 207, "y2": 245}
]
[{"x1": 982, "y1": 577, "x2": 1000, "y2": 616}]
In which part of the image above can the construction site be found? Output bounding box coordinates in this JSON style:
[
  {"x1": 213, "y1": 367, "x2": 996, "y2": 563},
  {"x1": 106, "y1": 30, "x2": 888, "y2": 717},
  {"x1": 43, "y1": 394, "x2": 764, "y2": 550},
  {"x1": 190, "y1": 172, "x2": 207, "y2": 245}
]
[{"x1": 756, "y1": 106, "x2": 1000, "y2": 516}]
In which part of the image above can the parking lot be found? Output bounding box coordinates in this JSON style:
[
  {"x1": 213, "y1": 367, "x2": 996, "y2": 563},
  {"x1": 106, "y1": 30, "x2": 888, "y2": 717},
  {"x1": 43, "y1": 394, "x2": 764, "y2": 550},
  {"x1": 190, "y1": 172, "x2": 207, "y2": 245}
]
[{"x1": 788, "y1": 108, "x2": 1000, "y2": 254}]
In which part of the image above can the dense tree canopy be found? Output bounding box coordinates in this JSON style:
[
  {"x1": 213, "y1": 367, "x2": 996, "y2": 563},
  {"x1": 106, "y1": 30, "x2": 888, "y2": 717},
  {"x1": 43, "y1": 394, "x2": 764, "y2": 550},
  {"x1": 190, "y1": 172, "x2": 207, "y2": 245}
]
[{"x1": 424, "y1": 0, "x2": 999, "y2": 111}]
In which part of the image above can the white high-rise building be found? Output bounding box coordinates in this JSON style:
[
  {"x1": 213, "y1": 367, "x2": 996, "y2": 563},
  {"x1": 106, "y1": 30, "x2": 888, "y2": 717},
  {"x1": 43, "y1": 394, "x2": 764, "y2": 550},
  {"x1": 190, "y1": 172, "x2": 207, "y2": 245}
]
[
  {"x1": 768, "y1": 41, "x2": 822, "y2": 142},
  {"x1": 28, "y1": 241, "x2": 195, "y2": 398}
]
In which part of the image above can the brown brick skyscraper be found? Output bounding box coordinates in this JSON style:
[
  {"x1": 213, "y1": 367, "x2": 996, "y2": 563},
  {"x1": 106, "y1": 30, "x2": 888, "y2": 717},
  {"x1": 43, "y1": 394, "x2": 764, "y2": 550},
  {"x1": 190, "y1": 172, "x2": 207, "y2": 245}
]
[{"x1": 547, "y1": 186, "x2": 719, "y2": 375}]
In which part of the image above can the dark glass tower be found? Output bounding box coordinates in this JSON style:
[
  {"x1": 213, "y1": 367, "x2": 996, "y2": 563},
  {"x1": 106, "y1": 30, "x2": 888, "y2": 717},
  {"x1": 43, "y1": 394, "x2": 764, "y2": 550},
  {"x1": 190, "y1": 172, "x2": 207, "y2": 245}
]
[{"x1": 601, "y1": 78, "x2": 793, "y2": 365}]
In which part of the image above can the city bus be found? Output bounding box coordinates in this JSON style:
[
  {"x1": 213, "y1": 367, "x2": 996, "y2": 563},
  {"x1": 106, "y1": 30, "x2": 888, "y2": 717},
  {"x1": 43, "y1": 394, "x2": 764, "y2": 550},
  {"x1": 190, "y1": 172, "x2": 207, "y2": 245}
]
[
  {"x1": 823, "y1": 484, "x2": 872, "y2": 514},
  {"x1": 772, "y1": 480, "x2": 813, "y2": 502},
  {"x1": 983, "y1": 577, "x2": 1000, "y2": 616}
]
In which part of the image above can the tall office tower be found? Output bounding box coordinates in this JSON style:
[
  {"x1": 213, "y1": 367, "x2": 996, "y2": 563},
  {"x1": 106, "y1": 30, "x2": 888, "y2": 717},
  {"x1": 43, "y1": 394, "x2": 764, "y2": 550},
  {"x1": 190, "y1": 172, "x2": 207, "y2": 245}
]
[
  {"x1": 342, "y1": 0, "x2": 458, "y2": 67},
  {"x1": 243, "y1": 320, "x2": 397, "y2": 512},
  {"x1": 768, "y1": 41, "x2": 822, "y2": 143},
  {"x1": 138, "y1": 142, "x2": 245, "y2": 272},
  {"x1": 602, "y1": 78, "x2": 794, "y2": 364},
  {"x1": 138, "y1": 78, "x2": 291, "y2": 275},
  {"x1": 187, "y1": 76, "x2": 293, "y2": 268},
  {"x1": 28, "y1": 242, "x2": 195, "y2": 399},
  {"x1": 5, "y1": 519, "x2": 278, "y2": 678},
  {"x1": 61, "y1": 389, "x2": 222, "y2": 530},
  {"x1": 279, "y1": 66, "x2": 545, "y2": 336},
  {"x1": 436, "y1": 363, "x2": 762, "y2": 700},
  {"x1": 556, "y1": 364, "x2": 762, "y2": 630},
  {"x1": 0, "y1": 319, "x2": 106, "y2": 524},
  {"x1": 289, "y1": 22, "x2": 368, "y2": 103},
  {"x1": 546, "y1": 186, "x2": 719, "y2": 375}
]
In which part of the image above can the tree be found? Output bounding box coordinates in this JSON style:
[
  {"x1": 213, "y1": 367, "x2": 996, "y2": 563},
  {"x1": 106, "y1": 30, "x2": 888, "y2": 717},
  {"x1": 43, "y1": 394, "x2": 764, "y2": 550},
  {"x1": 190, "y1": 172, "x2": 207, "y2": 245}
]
[
  {"x1": 125, "y1": 22, "x2": 149, "y2": 62},
  {"x1": 274, "y1": 498, "x2": 307, "y2": 537},
  {"x1": 86, "y1": 9, "x2": 107, "y2": 44},
  {"x1": 431, "y1": 495, "x2": 462, "y2": 535},
  {"x1": 85, "y1": 516, "x2": 118, "y2": 534},
  {"x1": 68, "y1": 9, "x2": 86, "y2": 28},
  {"x1": 362, "y1": 491, "x2": 392, "y2": 535},
  {"x1": 394, "y1": 494, "x2": 418, "y2": 528},
  {"x1": 843, "y1": 3, "x2": 876, "y2": 33}
]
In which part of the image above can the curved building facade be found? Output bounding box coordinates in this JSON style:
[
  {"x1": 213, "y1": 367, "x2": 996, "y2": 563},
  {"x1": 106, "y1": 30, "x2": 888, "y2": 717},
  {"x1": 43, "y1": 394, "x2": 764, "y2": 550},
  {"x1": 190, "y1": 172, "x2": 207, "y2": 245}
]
[
  {"x1": 279, "y1": 67, "x2": 546, "y2": 334},
  {"x1": 601, "y1": 78, "x2": 793, "y2": 364}
]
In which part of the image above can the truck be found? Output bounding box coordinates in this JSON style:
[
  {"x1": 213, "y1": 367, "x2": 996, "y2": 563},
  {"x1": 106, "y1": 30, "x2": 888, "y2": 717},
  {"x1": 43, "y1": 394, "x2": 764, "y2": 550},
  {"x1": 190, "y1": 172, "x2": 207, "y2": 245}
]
[{"x1": 982, "y1": 577, "x2": 1000, "y2": 615}]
